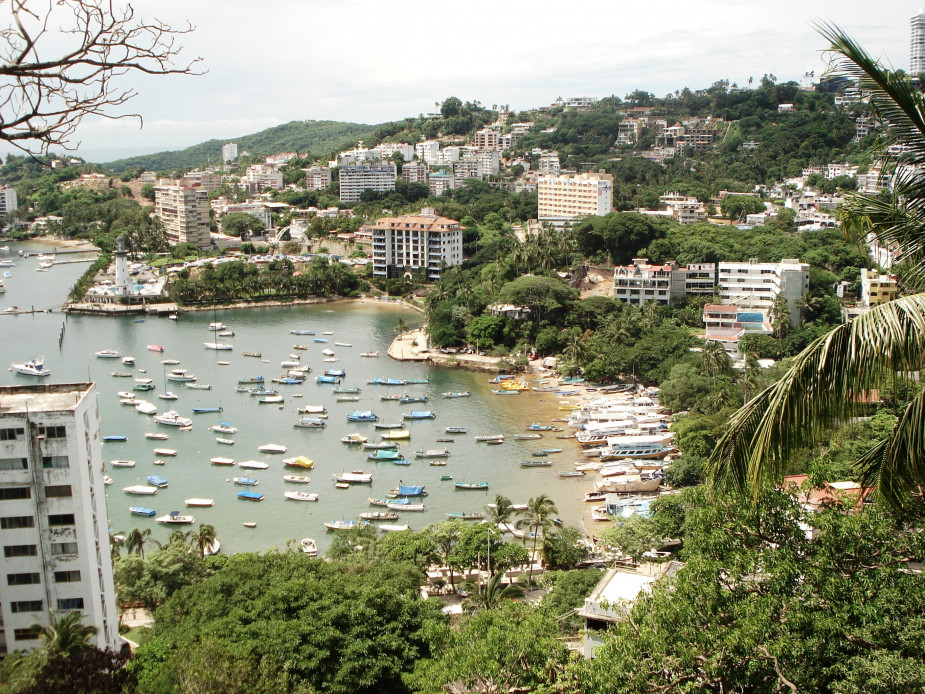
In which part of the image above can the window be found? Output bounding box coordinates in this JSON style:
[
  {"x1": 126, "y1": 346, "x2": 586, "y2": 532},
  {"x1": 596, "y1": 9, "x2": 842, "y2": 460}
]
[
  {"x1": 0, "y1": 487, "x2": 31, "y2": 501},
  {"x1": 4, "y1": 545, "x2": 37, "y2": 558},
  {"x1": 7, "y1": 573, "x2": 40, "y2": 586},
  {"x1": 42, "y1": 456, "x2": 69, "y2": 469},
  {"x1": 11, "y1": 600, "x2": 43, "y2": 613},
  {"x1": 57, "y1": 597, "x2": 84, "y2": 611},
  {"x1": 38, "y1": 426, "x2": 66, "y2": 439},
  {"x1": 13, "y1": 627, "x2": 41, "y2": 641},
  {"x1": 0, "y1": 458, "x2": 27, "y2": 471},
  {"x1": 0, "y1": 516, "x2": 34, "y2": 530},
  {"x1": 0, "y1": 427, "x2": 24, "y2": 441},
  {"x1": 53, "y1": 570, "x2": 80, "y2": 583},
  {"x1": 51, "y1": 542, "x2": 77, "y2": 555},
  {"x1": 44, "y1": 485, "x2": 72, "y2": 498},
  {"x1": 48, "y1": 514, "x2": 75, "y2": 527}
]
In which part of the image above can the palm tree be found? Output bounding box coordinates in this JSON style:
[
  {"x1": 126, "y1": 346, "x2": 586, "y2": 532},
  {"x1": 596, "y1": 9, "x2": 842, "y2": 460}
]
[
  {"x1": 191, "y1": 523, "x2": 218, "y2": 557},
  {"x1": 394, "y1": 318, "x2": 408, "y2": 341},
  {"x1": 486, "y1": 494, "x2": 514, "y2": 526},
  {"x1": 108, "y1": 529, "x2": 125, "y2": 563},
  {"x1": 709, "y1": 25, "x2": 925, "y2": 510},
  {"x1": 168, "y1": 529, "x2": 193, "y2": 547},
  {"x1": 460, "y1": 570, "x2": 525, "y2": 613},
  {"x1": 701, "y1": 340, "x2": 731, "y2": 387},
  {"x1": 35, "y1": 611, "x2": 97, "y2": 656},
  {"x1": 125, "y1": 527, "x2": 152, "y2": 559},
  {"x1": 516, "y1": 494, "x2": 558, "y2": 582}
]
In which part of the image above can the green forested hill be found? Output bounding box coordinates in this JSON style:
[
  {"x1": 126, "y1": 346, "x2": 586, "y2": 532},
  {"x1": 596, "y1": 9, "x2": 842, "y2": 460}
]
[{"x1": 103, "y1": 119, "x2": 379, "y2": 173}]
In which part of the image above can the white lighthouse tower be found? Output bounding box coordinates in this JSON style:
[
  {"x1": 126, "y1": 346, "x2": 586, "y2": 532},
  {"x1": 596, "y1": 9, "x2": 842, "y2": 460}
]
[{"x1": 113, "y1": 237, "x2": 132, "y2": 296}]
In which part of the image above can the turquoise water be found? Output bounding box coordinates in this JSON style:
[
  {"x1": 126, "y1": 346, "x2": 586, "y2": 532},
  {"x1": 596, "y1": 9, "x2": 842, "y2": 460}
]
[{"x1": 0, "y1": 241, "x2": 587, "y2": 553}]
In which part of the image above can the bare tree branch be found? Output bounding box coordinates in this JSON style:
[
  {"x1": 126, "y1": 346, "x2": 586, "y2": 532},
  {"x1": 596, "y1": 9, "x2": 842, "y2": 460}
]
[{"x1": 0, "y1": 0, "x2": 203, "y2": 154}]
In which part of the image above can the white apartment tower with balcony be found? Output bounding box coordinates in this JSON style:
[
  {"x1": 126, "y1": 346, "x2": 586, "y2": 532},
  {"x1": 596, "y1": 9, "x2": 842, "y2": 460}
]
[
  {"x1": 717, "y1": 259, "x2": 809, "y2": 327},
  {"x1": 0, "y1": 383, "x2": 120, "y2": 654},
  {"x1": 339, "y1": 165, "x2": 397, "y2": 203},
  {"x1": 222, "y1": 142, "x2": 238, "y2": 163},
  {"x1": 913, "y1": 10, "x2": 925, "y2": 75},
  {"x1": 371, "y1": 209, "x2": 462, "y2": 281},
  {"x1": 154, "y1": 182, "x2": 212, "y2": 250},
  {"x1": 0, "y1": 186, "x2": 18, "y2": 216},
  {"x1": 537, "y1": 171, "x2": 613, "y2": 226}
]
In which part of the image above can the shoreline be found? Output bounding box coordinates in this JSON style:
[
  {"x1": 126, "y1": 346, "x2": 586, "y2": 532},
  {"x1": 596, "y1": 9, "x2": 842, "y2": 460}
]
[{"x1": 3, "y1": 234, "x2": 99, "y2": 251}]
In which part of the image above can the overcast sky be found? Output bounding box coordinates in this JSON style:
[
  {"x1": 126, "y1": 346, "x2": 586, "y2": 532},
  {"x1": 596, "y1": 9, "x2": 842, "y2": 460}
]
[{"x1": 28, "y1": 1, "x2": 920, "y2": 161}]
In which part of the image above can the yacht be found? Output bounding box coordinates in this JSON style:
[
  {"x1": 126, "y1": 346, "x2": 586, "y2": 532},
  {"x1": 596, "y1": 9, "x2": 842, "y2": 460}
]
[
  {"x1": 10, "y1": 357, "x2": 50, "y2": 377},
  {"x1": 153, "y1": 410, "x2": 193, "y2": 427}
]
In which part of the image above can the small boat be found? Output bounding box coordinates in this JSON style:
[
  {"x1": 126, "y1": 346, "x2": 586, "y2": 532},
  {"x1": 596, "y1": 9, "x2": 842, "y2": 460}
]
[
  {"x1": 399, "y1": 395, "x2": 428, "y2": 404},
  {"x1": 531, "y1": 451, "x2": 549, "y2": 457},
  {"x1": 386, "y1": 502, "x2": 424, "y2": 512},
  {"x1": 218, "y1": 330, "x2": 235, "y2": 337},
  {"x1": 147, "y1": 345, "x2": 163, "y2": 353},
  {"x1": 114, "y1": 372, "x2": 134, "y2": 378},
  {"x1": 321, "y1": 349, "x2": 335, "y2": 356},
  {"x1": 238, "y1": 460, "x2": 269, "y2": 470},
  {"x1": 124, "y1": 485, "x2": 158, "y2": 495},
  {"x1": 152, "y1": 459, "x2": 165, "y2": 466},
  {"x1": 390, "y1": 484, "x2": 426, "y2": 497},
  {"x1": 332, "y1": 471, "x2": 372, "y2": 484},
  {"x1": 153, "y1": 448, "x2": 178, "y2": 457},
  {"x1": 166, "y1": 369, "x2": 196, "y2": 383},
  {"x1": 257, "y1": 443, "x2": 287, "y2": 454},
  {"x1": 161, "y1": 359, "x2": 181, "y2": 366},
  {"x1": 95, "y1": 349, "x2": 121, "y2": 358},
  {"x1": 315, "y1": 375, "x2": 340, "y2": 384},
  {"x1": 521, "y1": 460, "x2": 552, "y2": 467},
  {"x1": 283, "y1": 456, "x2": 314, "y2": 469},
  {"x1": 118, "y1": 391, "x2": 135, "y2": 399},
  {"x1": 445, "y1": 427, "x2": 468, "y2": 434},
  {"x1": 284, "y1": 491, "x2": 319, "y2": 502},
  {"x1": 322, "y1": 331, "x2": 334, "y2": 335},
  {"x1": 446, "y1": 512, "x2": 485, "y2": 521},
  {"x1": 103, "y1": 435, "x2": 127, "y2": 442},
  {"x1": 294, "y1": 417, "x2": 326, "y2": 429},
  {"x1": 375, "y1": 422, "x2": 404, "y2": 429},
  {"x1": 324, "y1": 368, "x2": 346, "y2": 377},
  {"x1": 248, "y1": 388, "x2": 278, "y2": 396},
  {"x1": 442, "y1": 391, "x2": 471, "y2": 398},
  {"x1": 380, "y1": 394, "x2": 401, "y2": 402},
  {"x1": 135, "y1": 402, "x2": 157, "y2": 414},
  {"x1": 192, "y1": 407, "x2": 223, "y2": 414},
  {"x1": 368, "y1": 378, "x2": 406, "y2": 386},
  {"x1": 290, "y1": 329, "x2": 316, "y2": 335},
  {"x1": 158, "y1": 392, "x2": 180, "y2": 400},
  {"x1": 258, "y1": 395, "x2": 284, "y2": 404},
  {"x1": 363, "y1": 441, "x2": 397, "y2": 450},
  {"x1": 346, "y1": 411, "x2": 378, "y2": 422},
  {"x1": 440, "y1": 474, "x2": 453, "y2": 481},
  {"x1": 146, "y1": 475, "x2": 169, "y2": 488},
  {"x1": 333, "y1": 387, "x2": 360, "y2": 394},
  {"x1": 513, "y1": 434, "x2": 543, "y2": 440},
  {"x1": 103, "y1": 475, "x2": 113, "y2": 486},
  {"x1": 525, "y1": 423, "x2": 554, "y2": 431},
  {"x1": 454, "y1": 481, "x2": 489, "y2": 490},
  {"x1": 486, "y1": 439, "x2": 504, "y2": 446},
  {"x1": 208, "y1": 322, "x2": 226, "y2": 331},
  {"x1": 297, "y1": 405, "x2": 327, "y2": 415},
  {"x1": 216, "y1": 438, "x2": 235, "y2": 445},
  {"x1": 336, "y1": 396, "x2": 360, "y2": 402},
  {"x1": 119, "y1": 398, "x2": 138, "y2": 406},
  {"x1": 203, "y1": 342, "x2": 233, "y2": 351},
  {"x1": 341, "y1": 433, "x2": 368, "y2": 444},
  {"x1": 243, "y1": 522, "x2": 258, "y2": 528},
  {"x1": 558, "y1": 471, "x2": 585, "y2": 478},
  {"x1": 414, "y1": 449, "x2": 450, "y2": 458},
  {"x1": 405, "y1": 379, "x2": 429, "y2": 385},
  {"x1": 474, "y1": 434, "x2": 504, "y2": 442},
  {"x1": 360, "y1": 351, "x2": 379, "y2": 358},
  {"x1": 237, "y1": 491, "x2": 264, "y2": 501},
  {"x1": 185, "y1": 498, "x2": 215, "y2": 507},
  {"x1": 210, "y1": 457, "x2": 235, "y2": 466},
  {"x1": 403, "y1": 411, "x2": 435, "y2": 420},
  {"x1": 492, "y1": 389, "x2": 520, "y2": 395},
  {"x1": 11, "y1": 357, "x2": 51, "y2": 377},
  {"x1": 301, "y1": 538, "x2": 318, "y2": 555},
  {"x1": 157, "y1": 511, "x2": 195, "y2": 524},
  {"x1": 293, "y1": 344, "x2": 308, "y2": 350},
  {"x1": 435, "y1": 438, "x2": 454, "y2": 443},
  {"x1": 334, "y1": 342, "x2": 352, "y2": 347},
  {"x1": 210, "y1": 423, "x2": 238, "y2": 434},
  {"x1": 273, "y1": 377, "x2": 302, "y2": 385},
  {"x1": 324, "y1": 520, "x2": 369, "y2": 531},
  {"x1": 360, "y1": 511, "x2": 399, "y2": 521},
  {"x1": 283, "y1": 474, "x2": 311, "y2": 483},
  {"x1": 233, "y1": 477, "x2": 259, "y2": 486},
  {"x1": 314, "y1": 338, "x2": 328, "y2": 343},
  {"x1": 380, "y1": 429, "x2": 410, "y2": 440},
  {"x1": 243, "y1": 351, "x2": 262, "y2": 358},
  {"x1": 335, "y1": 482, "x2": 350, "y2": 489},
  {"x1": 368, "y1": 449, "x2": 400, "y2": 461},
  {"x1": 539, "y1": 448, "x2": 563, "y2": 454},
  {"x1": 130, "y1": 507, "x2": 157, "y2": 517},
  {"x1": 379, "y1": 523, "x2": 410, "y2": 532},
  {"x1": 154, "y1": 410, "x2": 192, "y2": 427},
  {"x1": 238, "y1": 376, "x2": 265, "y2": 385},
  {"x1": 110, "y1": 459, "x2": 135, "y2": 467},
  {"x1": 186, "y1": 383, "x2": 212, "y2": 390}
]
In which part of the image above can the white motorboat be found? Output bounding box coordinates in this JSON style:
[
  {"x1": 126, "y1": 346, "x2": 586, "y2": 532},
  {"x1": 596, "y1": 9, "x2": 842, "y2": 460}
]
[
  {"x1": 144, "y1": 432, "x2": 169, "y2": 440},
  {"x1": 122, "y1": 356, "x2": 135, "y2": 366},
  {"x1": 123, "y1": 484, "x2": 158, "y2": 495},
  {"x1": 166, "y1": 369, "x2": 196, "y2": 382},
  {"x1": 300, "y1": 538, "x2": 318, "y2": 556},
  {"x1": 321, "y1": 349, "x2": 335, "y2": 357},
  {"x1": 257, "y1": 443, "x2": 287, "y2": 454},
  {"x1": 10, "y1": 356, "x2": 51, "y2": 377},
  {"x1": 135, "y1": 402, "x2": 157, "y2": 415},
  {"x1": 210, "y1": 423, "x2": 238, "y2": 434},
  {"x1": 110, "y1": 459, "x2": 135, "y2": 468},
  {"x1": 152, "y1": 448, "x2": 178, "y2": 457},
  {"x1": 210, "y1": 457, "x2": 235, "y2": 466},
  {"x1": 94, "y1": 349, "x2": 121, "y2": 359},
  {"x1": 118, "y1": 391, "x2": 135, "y2": 399},
  {"x1": 283, "y1": 474, "x2": 311, "y2": 483},
  {"x1": 156, "y1": 512, "x2": 195, "y2": 524},
  {"x1": 102, "y1": 475, "x2": 113, "y2": 486},
  {"x1": 158, "y1": 392, "x2": 180, "y2": 400},
  {"x1": 332, "y1": 471, "x2": 372, "y2": 484},
  {"x1": 239, "y1": 460, "x2": 269, "y2": 470},
  {"x1": 154, "y1": 410, "x2": 193, "y2": 427},
  {"x1": 284, "y1": 491, "x2": 319, "y2": 502},
  {"x1": 185, "y1": 498, "x2": 215, "y2": 507},
  {"x1": 379, "y1": 523, "x2": 410, "y2": 532},
  {"x1": 216, "y1": 437, "x2": 235, "y2": 445},
  {"x1": 208, "y1": 322, "x2": 226, "y2": 331},
  {"x1": 203, "y1": 342, "x2": 233, "y2": 351}
]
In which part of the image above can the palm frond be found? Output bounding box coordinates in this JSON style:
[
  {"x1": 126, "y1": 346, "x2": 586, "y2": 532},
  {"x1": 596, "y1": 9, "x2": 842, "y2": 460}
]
[{"x1": 709, "y1": 294, "x2": 925, "y2": 495}]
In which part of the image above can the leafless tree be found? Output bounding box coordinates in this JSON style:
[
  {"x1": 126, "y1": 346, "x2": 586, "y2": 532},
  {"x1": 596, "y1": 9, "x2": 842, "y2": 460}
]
[{"x1": 0, "y1": 0, "x2": 202, "y2": 154}]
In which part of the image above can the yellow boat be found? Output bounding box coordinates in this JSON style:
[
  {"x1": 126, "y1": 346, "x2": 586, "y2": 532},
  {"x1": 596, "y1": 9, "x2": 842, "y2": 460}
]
[
  {"x1": 380, "y1": 429, "x2": 410, "y2": 440},
  {"x1": 283, "y1": 455, "x2": 314, "y2": 469},
  {"x1": 500, "y1": 378, "x2": 529, "y2": 391}
]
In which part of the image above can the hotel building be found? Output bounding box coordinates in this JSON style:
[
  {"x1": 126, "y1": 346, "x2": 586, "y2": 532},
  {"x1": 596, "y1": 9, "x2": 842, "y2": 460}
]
[
  {"x1": 537, "y1": 171, "x2": 613, "y2": 225},
  {"x1": 153, "y1": 182, "x2": 212, "y2": 250},
  {"x1": 371, "y1": 208, "x2": 462, "y2": 281}
]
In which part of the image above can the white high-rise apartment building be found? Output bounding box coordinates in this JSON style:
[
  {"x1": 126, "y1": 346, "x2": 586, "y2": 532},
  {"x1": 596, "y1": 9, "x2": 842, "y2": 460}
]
[
  {"x1": 371, "y1": 209, "x2": 462, "y2": 281},
  {"x1": 154, "y1": 182, "x2": 212, "y2": 250},
  {"x1": 303, "y1": 166, "x2": 332, "y2": 191},
  {"x1": 222, "y1": 142, "x2": 238, "y2": 163},
  {"x1": 0, "y1": 186, "x2": 18, "y2": 216},
  {"x1": 717, "y1": 259, "x2": 809, "y2": 327},
  {"x1": 339, "y1": 165, "x2": 397, "y2": 203},
  {"x1": 537, "y1": 171, "x2": 613, "y2": 224},
  {"x1": 0, "y1": 383, "x2": 120, "y2": 654},
  {"x1": 912, "y1": 10, "x2": 925, "y2": 75}
]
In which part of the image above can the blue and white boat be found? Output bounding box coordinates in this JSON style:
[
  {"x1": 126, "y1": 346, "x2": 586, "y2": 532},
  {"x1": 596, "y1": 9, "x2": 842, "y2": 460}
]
[
  {"x1": 316, "y1": 375, "x2": 340, "y2": 384},
  {"x1": 403, "y1": 411, "x2": 435, "y2": 420},
  {"x1": 192, "y1": 407, "x2": 223, "y2": 414},
  {"x1": 368, "y1": 378, "x2": 406, "y2": 386},
  {"x1": 392, "y1": 484, "x2": 426, "y2": 497},
  {"x1": 290, "y1": 329, "x2": 316, "y2": 335},
  {"x1": 324, "y1": 519, "x2": 369, "y2": 531},
  {"x1": 313, "y1": 338, "x2": 328, "y2": 343},
  {"x1": 11, "y1": 357, "x2": 51, "y2": 377},
  {"x1": 129, "y1": 506, "x2": 156, "y2": 517},
  {"x1": 398, "y1": 395, "x2": 428, "y2": 404},
  {"x1": 232, "y1": 477, "x2": 258, "y2": 486},
  {"x1": 237, "y1": 491, "x2": 264, "y2": 501},
  {"x1": 102, "y1": 435, "x2": 127, "y2": 442},
  {"x1": 346, "y1": 411, "x2": 378, "y2": 422},
  {"x1": 324, "y1": 369, "x2": 346, "y2": 377},
  {"x1": 405, "y1": 379, "x2": 430, "y2": 385},
  {"x1": 146, "y1": 475, "x2": 168, "y2": 488}
]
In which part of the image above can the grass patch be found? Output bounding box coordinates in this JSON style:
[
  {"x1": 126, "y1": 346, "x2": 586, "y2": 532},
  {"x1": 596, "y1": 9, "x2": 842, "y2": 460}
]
[{"x1": 122, "y1": 625, "x2": 152, "y2": 646}]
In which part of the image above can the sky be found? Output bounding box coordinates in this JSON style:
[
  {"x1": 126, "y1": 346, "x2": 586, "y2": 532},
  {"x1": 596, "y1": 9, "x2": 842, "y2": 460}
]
[{"x1": 7, "y1": 1, "x2": 918, "y2": 162}]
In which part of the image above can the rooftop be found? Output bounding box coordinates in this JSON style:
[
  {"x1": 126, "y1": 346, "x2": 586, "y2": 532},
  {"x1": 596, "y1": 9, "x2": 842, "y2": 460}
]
[{"x1": 0, "y1": 383, "x2": 94, "y2": 415}]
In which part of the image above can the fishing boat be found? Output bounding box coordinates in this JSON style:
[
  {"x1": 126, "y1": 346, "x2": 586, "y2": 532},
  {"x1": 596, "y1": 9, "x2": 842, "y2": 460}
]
[
  {"x1": 237, "y1": 491, "x2": 264, "y2": 501},
  {"x1": 403, "y1": 411, "x2": 435, "y2": 420},
  {"x1": 130, "y1": 507, "x2": 156, "y2": 517},
  {"x1": 110, "y1": 459, "x2": 135, "y2": 467},
  {"x1": 363, "y1": 441, "x2": 397, "y2": 450},
  {"x1": 95, "y1": 349, "x2": 121, "y2": 358},
  {"x1": 284, "y1": 491, "x2": 319, "y2": 502},
  {"x1": 232, "y1": 477, "x2": 259, "y2": 486},
  {"x1": 346, "y1": 411, "x2": 378, "y2": 422},
  {"x1": 324, "y1": 368, "x2": 346, "y2": 377},
  {"x1": 324, "y1": 520, "x2": 369, "y2": 531},
  {"x1": 273, "y1": 377, "x2": 302, "y2": 385},
  {"x1": 474, "y1": 434, "x2": 504, "y2": 442},
  {"x1": 445, "y1": 427, "x2": 468, "y2": 434},
  {"x1": 258, "y1": 395, "x2": 284, "y2": 404},
  {"x1": 186, "y1": 383, "x2": 212, "y2": 390},
  {"x1": 294, "y1": 416, "x2": 326, "y2": 429},
  {"x1": 525, "y1": 423, "x2": 554, "y2": 431},
  {"x1": 440, "y1": 474, "x2": 453, "y2": 481},
  {"x1": 368, "y1": 449, "x2": 401, "y2": 461},
  {"x1": 243, "y1": 351, "x2": 262, "y2": 358},
  {"x1": 380, "y1": 429, "x2": 410, "y2": 440},
  {"x1": 389, "y1": 484, "x2": 426, "y2": 497},
  {"x1": 192, "y1": 407, "x2": 223, "y2": 414},
  {"x1": 558, "y1": 471, "x2": 585, "y2": 478},
  {"x1": 158, "y1": 391, "x2": 180, "y2": 400},
  {"x1": 492, "y1": 389, "x2": 520, "y2": 395},
  {"x1": 292, "y1": 344, "x2": 308, "y2": 350},
  {"x1": 513, "y1": 434, "x2": 543, "y2": 440},
  {"x1": 442, "y1": 391, "x2": 471, "y2": 398},
  {"x1": 297, "y1": 405, "x2": 327, "y2": 415},
  {"x1": 249, "y1": 387, "x2": 278, "y2": 396},
  {"x1": 300, "y1": 538, "x2": 318, "y2": 555},
  {"x1": 154, "y1": 410, "x2": 192, "y2": 427},
  {"x1": 315, "y1": 375, "x2": 340, "y2": 384},
  {"x1": 146, "y1": 475, "x2": 168, "y2": 488},
  {"x1": 185, "y1": 498, "x2": 215, "y2": 507},
  {"x1": 380, "y1": 393, "x2": 401, "y2": 402},
  {"x1": 290, "y1": 329, "x2": 315, "y2": 335},
  {"x1": 314, "y1": 338, "x2": 328, "y2": 343},
  {"x1": 10, "y1": 357, "x2": 51, "y2": 377},
  {"x1": 112, "y1": 372, "x2": 133, "y2": 378},
  {"x1": 166, "y1": 369, "x2": 196, "y2": 382},
  {"x1": 124, "y1": 485, "x2": 158, "y2": 495},
  {"x1": 283, "y1": 456, "x2": 314, "y2": 469},
  {"x1": 386, "y1": 502, "x2": 425, "y2": 512},
  {"x1": 333, "y1": 387, "x2": 360, "y2": 394},
  {"x1": 257, "y1": 443, "x2": 287, "y2": 454},
  {"x1": 414, "y1": 449, "x2": 450, "y2": 459},
  {"x1": 399, "y1": 395, "x2": 428, "y2": 404},
  {"x1": 203, "y1": 342, "x2": 233, "y2": 351},
  {"x1": 446, "y1": 512, "x2": 485, "y2": 520},
  {"x1": 336, "y1": 395, "x2": 359, "y2": 402},
  {"x1": 283, "y1": 474, "x2": 311, "y2": 483},
  {"x1": 210, "y1": 457, "x2": 235, "y2": 466},
  {"x1": 374, "y1": 421, "x2": 403, "y2": 429},
  {"x1": 238, "y1": 376, "x2": 265, "y2": 385},
  {"x1": 368, "y1": 378, "x2": 406, "y2": 386},
  {"x1": 341, "y1": 433, "x2": 368, "y2": 444},
  {"x1": 360, "y1": 511, "x2": 399, "y2": 521},
  {"x1": 103, "y1": 435, "x2": 128, "y2": 442},
  {"x1": 208, "y1": 322, "x2": 226, "y2": 331},
  {"x1": 521, "y1": 460, "x2": 552, "y2": 468},
  {"x1": 332, "y1": 471, "x2": 372, "y2": 484},
  {"x1": 539, "y1": 448, "x2": 563, "y2": 454},
  {"x1": 215, "y1": 438, "x2": 235, "y2": 445},
  {"x1": 147, "y1": 345, "x2": 163, "y2": 353},
  {"x1": 359, "y1": 351, "x2": 379, "y2": 358},
  {"x1": 243, "y1": 522, "x2": 258, "y2": 528},
  {"x1": 218, "y1": 330, "x2": 234, "y2": 337},
  {"x1": 153, "y1": 448, "x2": 178, "y2": 457},
  {"x1": 454, "y1": 481, "x2": 489, "y2": 490}
]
